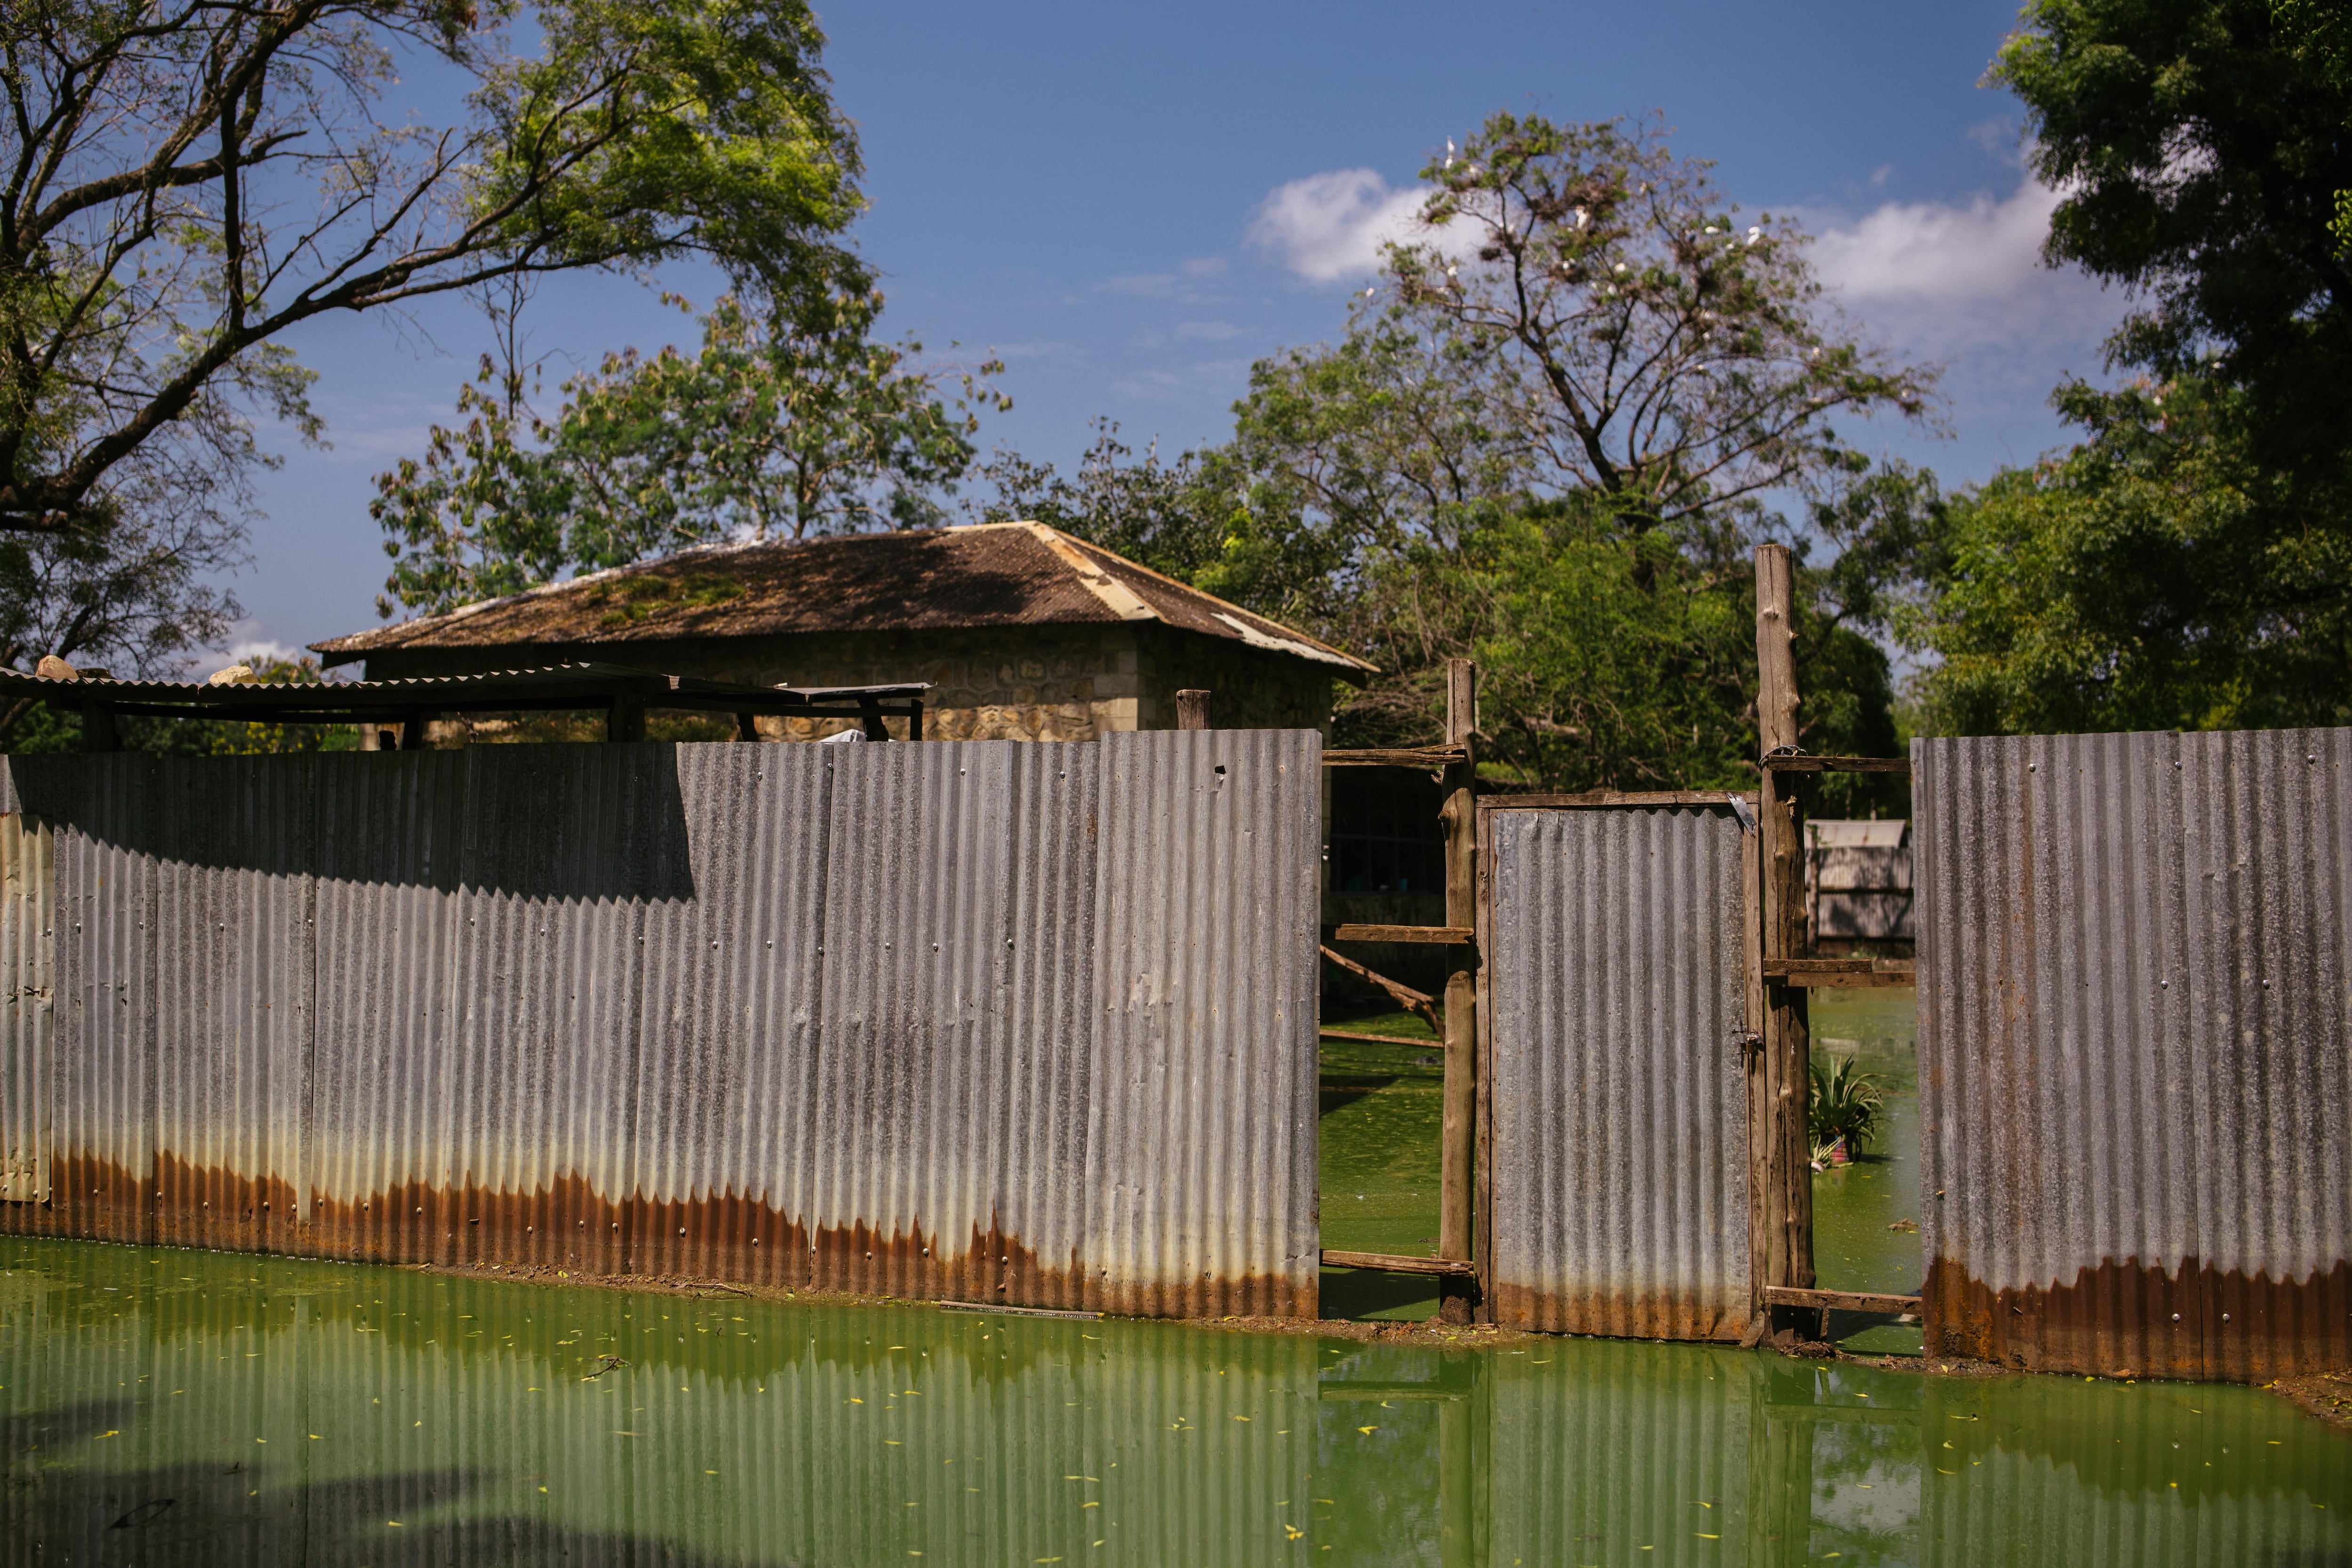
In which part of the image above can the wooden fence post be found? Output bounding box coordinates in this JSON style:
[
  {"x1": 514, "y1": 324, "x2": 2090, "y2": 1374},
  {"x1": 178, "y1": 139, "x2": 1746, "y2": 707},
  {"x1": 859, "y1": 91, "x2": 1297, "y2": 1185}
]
[
  {"x1": 1438, "y1": 658, "x2": 1479, "y2": 1323},
  {"x1": 1752, "y1": 543, "x2": 1816, "y2": 1340},
  {"x1": 1176, "y1": 689, "x2": 1214, "y2": 730},
  {"x1": 77, "y1": 701, "x2": 118, "y2": 753}
]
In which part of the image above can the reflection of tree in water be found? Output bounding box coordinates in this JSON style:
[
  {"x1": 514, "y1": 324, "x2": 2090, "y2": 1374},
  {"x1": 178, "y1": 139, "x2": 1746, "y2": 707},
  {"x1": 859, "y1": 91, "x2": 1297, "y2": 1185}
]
[{"x1": 10, "y1": 1239, "x2": 2352, "y2": 1566}]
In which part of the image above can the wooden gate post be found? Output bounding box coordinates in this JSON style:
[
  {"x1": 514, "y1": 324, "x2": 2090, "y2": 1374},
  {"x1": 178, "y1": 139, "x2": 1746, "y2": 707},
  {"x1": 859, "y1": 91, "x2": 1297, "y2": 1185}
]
[
  {"x1": 1176, "y1": 689, "x2": 1214, "y2": 730},
  {"x1": 1438, "y1": 658, "x2": 1480, "y2": 1323},
  {"x1": 1751, "y1": 544, "x2": 1816, "y2": 1340}
]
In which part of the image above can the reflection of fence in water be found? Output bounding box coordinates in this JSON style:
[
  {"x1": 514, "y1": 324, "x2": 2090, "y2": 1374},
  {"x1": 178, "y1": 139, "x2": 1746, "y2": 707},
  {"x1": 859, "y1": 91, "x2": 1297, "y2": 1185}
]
[{"x1": 7, "y1": 1237, "x2": 2347, "y2": 1568}]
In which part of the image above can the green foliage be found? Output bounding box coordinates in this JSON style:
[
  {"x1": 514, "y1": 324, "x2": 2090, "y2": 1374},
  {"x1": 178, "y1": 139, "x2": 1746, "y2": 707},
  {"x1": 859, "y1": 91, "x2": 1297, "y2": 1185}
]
[
  {"x1": 2, "y1": 0, "x2": 867, "y2": 537},
  {"x1": 974, "y1": 422, "x2": 1240, "y2": 586},
  {"x1": 0, "y1": 655, "x2": 358, "y2": 755},
  {"x1": 1905, "y1": 1, "x2": 2352, "y2": 735},
  {"x1": 1202, "y1": 112, "x2": 1929, "y2": 788},
  {"x1": 583, "y1": 572, "x2": 747, "y2": 629},
  {"x1": 975, "y1": 116, "x2": 1929, "y2": 798},
  {"x1": 1808, "y1": 1053, "x2": 1886, "y2": 1159},
  {"x1": 175, "y1": 658, "x2": 362, "y2": 756},
  {"x1": 375, "y1": 293, "x2": 1005, "y2": 616},
  {"x1": 0, "y1": 510, "x2": 240, "y2": 679},
  {"x1": 1994, "y1": 0, "x2": 2352, "y2": 446},
  {"x1": 2271, "y1": 0, "x2": 2352, "y2": 255},
  {"x1": 1910, "y1": 380, "x2": 2352, "y2": 732}
]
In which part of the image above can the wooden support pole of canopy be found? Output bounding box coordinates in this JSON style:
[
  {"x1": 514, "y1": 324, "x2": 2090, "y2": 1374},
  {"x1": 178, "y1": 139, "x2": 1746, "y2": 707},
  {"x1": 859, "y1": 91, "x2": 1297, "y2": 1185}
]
[
  {"x1": 1438, "y1": 658, "x2": 1480, "y2": 1324},
  {"x1": 1176, "y1": 689, "x2": 1214, "y2": 730},
  {"x1": 1751, "y1": 542, "x2": 1817, "y2": 1345},
  {"x1": 77, "y1": 701, "x2": 119, "y2": 752}
]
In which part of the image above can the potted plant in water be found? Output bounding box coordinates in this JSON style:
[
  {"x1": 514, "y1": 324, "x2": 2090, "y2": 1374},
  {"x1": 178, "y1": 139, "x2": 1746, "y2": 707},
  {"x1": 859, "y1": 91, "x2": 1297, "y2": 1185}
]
[{"x1": 1809, "y1": 1053, "x2": 1885, "y2": 1169}]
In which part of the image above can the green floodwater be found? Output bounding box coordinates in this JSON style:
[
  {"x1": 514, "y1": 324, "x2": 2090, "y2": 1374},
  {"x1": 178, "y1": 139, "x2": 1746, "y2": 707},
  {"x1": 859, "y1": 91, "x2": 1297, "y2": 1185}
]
[
  {"x1": 1317, "y1": 1014, "x2": 1446, "y2": 1322},
  {"x1": 1313, "y1": 995, "x2": 1932, "y2": 1340},
  {"x1": 1807, "y1": 990, "x2": 1927, "y2": 1358},
  {"x1": 6, "y1": 1237, "x2": 2349, "y2": 1566}
]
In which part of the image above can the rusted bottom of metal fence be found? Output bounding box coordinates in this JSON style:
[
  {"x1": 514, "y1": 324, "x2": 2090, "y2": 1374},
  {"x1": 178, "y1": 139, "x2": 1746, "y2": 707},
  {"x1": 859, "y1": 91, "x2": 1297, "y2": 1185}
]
[
  {"x1": 1922, "y1": 1254, "x2": 2352, "y2": 1383},
  {"x1": 1489, "y1": 1284, "x2": 1751, "y2": 1343},
  {"x1": 4, "y1": 1151, "x2": 1318, "y2": 1321}
]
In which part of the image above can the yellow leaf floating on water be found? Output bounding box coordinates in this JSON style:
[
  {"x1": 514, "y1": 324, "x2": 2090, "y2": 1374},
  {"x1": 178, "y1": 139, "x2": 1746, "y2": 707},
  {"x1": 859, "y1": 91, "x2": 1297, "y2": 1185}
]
[{"x1": 1285, "y1": 1526, "x2": 1306, "y2": 1540}]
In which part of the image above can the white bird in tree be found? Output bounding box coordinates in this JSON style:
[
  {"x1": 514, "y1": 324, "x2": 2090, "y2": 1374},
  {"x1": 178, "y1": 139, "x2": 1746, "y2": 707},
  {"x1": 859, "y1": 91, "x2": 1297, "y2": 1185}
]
[{"x1": 1444, "y1": 137, "x2": 1455, "y2": 170}]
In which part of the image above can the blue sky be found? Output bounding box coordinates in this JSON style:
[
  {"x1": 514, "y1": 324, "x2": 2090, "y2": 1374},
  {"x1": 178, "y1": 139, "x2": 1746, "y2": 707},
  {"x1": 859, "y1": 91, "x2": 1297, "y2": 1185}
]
[{"x1": 231, "y1": 0, "x2": 2125, "y2": 664}]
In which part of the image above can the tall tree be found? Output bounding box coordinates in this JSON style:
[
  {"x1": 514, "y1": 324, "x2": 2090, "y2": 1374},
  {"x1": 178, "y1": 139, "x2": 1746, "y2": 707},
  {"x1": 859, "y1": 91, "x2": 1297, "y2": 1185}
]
[
  {"x1": 0, "y1": 505, "x2": 241, "y2": 680},
  {"x1": 1216, "y1": 112, "x2": 1932, "y2": 791},
  {"x1": 1, "y1": 0, "x2": 868, "y2": 541},
  {"x1": 374, "y1": 291, "x2": 1004, "y2": 616},
  {"x1": 1907, "y1": 0, "x2": 2352, "y2": 734},
  {"x1": 1993, "y1": 0, "x2": 2352, "y2": 457}
]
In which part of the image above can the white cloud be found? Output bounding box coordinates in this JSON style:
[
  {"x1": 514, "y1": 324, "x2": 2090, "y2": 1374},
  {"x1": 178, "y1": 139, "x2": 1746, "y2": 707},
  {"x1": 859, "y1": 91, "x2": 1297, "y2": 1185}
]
[
  {"x1": 1809, "y1": 177, "x2": 2064, "y2": 306},
  {"x1": 1248, "y1": 168, "x2": 1431, "y2": 283},
  {"x1": 1804, "y1": 175, "x2": 2120, "y2": 358},
  {"x1": 222, "y1": 637, "x2": 299, "y2": 669},
  {"x1": 1797, "y1": 172, "x2": 2133, "y2": 476},
  {"x1": 1176, "y1": 320, "x2": 1241, "y2": 341}
]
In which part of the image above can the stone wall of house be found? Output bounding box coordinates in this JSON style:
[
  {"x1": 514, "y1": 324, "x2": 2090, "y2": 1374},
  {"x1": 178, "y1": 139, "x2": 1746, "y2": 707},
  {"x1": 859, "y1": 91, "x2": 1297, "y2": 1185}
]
[
  {"x1": 1130, "y1": 626, "x2": 1336, "y2": 735},
  {"x1": 359, "y1": 622, "x2": 1339, "y2": 742}
]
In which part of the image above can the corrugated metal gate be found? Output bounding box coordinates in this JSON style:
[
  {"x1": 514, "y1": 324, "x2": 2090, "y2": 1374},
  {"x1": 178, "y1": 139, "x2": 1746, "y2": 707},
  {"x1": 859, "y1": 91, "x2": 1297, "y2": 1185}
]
[
  {"x1": 0, "y1": 731, "x2": 1322, "y2": 1317},
  {"x1": 1481, "y1": 796, "x2": 1756, "y2": 1338},
  {"x1": 1915, "y1": 727, "x2": 2352, "y2": 1379}
]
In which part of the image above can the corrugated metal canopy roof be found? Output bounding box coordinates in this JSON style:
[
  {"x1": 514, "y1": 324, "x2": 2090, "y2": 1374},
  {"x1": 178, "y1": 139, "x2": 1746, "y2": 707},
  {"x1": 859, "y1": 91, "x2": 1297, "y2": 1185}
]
[
  {"x1": 307, "y1": 522, "x2": 1377, "y2": 679},
  {"x1": 0, "y1": 661, "x2": 928, "y2": 721}
]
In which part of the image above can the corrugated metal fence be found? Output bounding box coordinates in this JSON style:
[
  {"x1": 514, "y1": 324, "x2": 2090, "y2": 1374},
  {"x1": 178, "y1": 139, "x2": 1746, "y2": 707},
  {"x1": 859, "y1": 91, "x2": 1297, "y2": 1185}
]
[
  {"x1": 0, "y1": 732, "x2": 1323, "y2": 1316},
  {"x1": 0, "y1": 808, "x2": 48, "y2": 1202},
  {"x1": 1483, "y1": 799, "x2": 1753, "y2": 1339},
  {"x1": 1915, "y1": 727, "x2": 2352, "y2": 1379}
]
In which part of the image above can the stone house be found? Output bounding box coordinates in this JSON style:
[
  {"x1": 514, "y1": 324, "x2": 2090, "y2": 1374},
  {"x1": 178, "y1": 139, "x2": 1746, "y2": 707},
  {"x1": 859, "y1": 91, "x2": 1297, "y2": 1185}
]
[{"x1": 310, "y1": 521, "x2": 1374, "y2": 740}]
